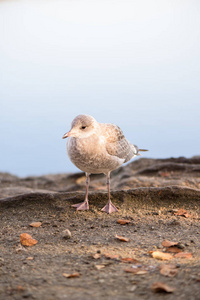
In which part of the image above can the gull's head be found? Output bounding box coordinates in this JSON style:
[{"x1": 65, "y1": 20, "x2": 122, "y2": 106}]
[{"x1": 62, "y1": 115, "x2": 98, "y2": 139}]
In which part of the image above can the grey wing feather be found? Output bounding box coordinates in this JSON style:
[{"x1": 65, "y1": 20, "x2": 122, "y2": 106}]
[{"x1": 101, "y1": 124, "x2": 138, "y2": 162}]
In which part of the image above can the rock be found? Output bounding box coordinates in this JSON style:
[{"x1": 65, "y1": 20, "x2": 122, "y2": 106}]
[
  {"x1": 0, "y1": 156, "x2": 199, "y2": 300},
  {"x1": 62, "y1": 229, "x2": 71, "y2": 239}
]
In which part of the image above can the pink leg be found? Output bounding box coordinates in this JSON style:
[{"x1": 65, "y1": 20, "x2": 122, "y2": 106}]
[
  {"x1": 72, "y1": 173, "x2": 90, "y2": 211},
  {"x1": 101, "y1": 172, "x2": 118, "y2": 214}
]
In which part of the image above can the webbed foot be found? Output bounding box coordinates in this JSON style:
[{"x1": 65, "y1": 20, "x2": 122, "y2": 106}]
[
  {"x1": 71, "y1": 200, "x2": 89, "y2": 211},
  {"x1": 101, "y1": 201, "x2": 118, "y2": 214}
]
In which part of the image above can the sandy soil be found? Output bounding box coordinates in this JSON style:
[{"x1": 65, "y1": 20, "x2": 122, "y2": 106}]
[{"x1": 0, "y1": 157, "x2": 200, "y2": 300}]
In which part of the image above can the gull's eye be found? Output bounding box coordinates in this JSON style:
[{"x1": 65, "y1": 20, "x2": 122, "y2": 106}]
[{"x1": 81, "y1": 126, "x2": 86, "y2": 130}]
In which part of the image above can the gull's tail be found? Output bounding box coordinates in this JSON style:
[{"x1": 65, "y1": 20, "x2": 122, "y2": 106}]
[
  {"x1": 128, "y1": 145, "x2": 148, "y2": 162},
  {"x1": 132, "y1": 145, "x2": 148, "y2": 157},
  {"x1": 137, "y1": 148, "x2": 149, "y2": 156}
]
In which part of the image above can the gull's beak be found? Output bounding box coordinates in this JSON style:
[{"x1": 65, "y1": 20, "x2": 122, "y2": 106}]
[{"x1": 62, "y1": 131, "x2": 71, "y2": 139}]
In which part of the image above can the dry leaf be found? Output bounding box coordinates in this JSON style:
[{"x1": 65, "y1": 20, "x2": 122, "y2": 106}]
[
  {"x1": 174, "y1": 252, "x2": 192, "y2": 259},
  {"x1": 76, "y1": 176, "x2": 85, "y2": 185},
  {"x1": 124, "y1": 268, "x2": 148, "y2": 275},
  {"x1": 120, "y1": 258, "x2": 139, "y2": 264},
  {"x1": 115, "y1": 235, "x2": 130, "y2": 242},
  {"x1": 20, "y1": 233, "x2": 38, "y2": 247},
  {"x1": 117, "y1": 219, "x2": 131, "y2": 225},
  {"x1": 159, "y1": 264, "x2": 178, "y2": 277},
  {"x1": 95, "y1": 264, "x2": 105, "y2": 270},
  {"x1": 135, "y1": 270, "x2": 148, "y2": 275},
  {"x1": 162, "y1": 240, "x2": 178, "y2": 248},
  {"x1": 17, "y1": 286, "x2": 25, "y2": 292},
  {"x1": 151, "y1": 282, "x2": 175, "y2": 293},
  {"x1": 92, "y1": 253, "x2": 101, "y2": 259},
  {"x1": 160, "y1": 172, "x2": 170, "y2": 177},
  {"x1": 104, "y1": 253, "x2": 119, "y2": 259},
  {"x1": 174, "y1": 208, "x2": 190, "y2": 218},
  {"x1": 29, "y1": 222, "x2": 42, "y2": 228},
  {"x1": 16, "y1": 245, "x2": 27, "y2": 252},
  {"x1": 63, "y1": 272, "x2": 80, "y2": 278},
  {"x1": 165, "y1": 247, "x2": 182, "y2": 253},
  {"x1": 151, "y1": 251, "x2": 173, "y2": 261}
]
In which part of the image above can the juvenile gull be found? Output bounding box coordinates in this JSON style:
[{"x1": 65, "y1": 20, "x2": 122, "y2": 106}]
[{"x1": 62, "y1": 114, "x2": 147, "y2": 214}]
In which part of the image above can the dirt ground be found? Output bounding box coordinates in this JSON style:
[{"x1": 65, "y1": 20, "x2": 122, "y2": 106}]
[{"x1": 0, "y1": 157, "x2": 200, "y2": 300}]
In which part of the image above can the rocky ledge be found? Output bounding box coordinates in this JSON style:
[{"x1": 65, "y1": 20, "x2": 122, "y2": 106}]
[
  {"x1": 0, "y1": 157, "x2": 200, "y2": 300},
  {"x1": 1, "y1": 156, "x2": 200, "y2": 202}
]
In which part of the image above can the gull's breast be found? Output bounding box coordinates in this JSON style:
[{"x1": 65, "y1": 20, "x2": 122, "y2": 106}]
[{"x1": 67, "y1": 136, "x2": 124, "y2": 174}]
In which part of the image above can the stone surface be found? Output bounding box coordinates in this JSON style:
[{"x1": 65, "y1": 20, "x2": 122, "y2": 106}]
[{"x1": 0, "y1": 157, "x2": 200, "y2": 300}]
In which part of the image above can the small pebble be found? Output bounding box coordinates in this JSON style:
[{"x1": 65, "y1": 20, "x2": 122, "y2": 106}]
[
  {"x1": 129, "y1": 285, "x2": 137, "y2": 292},
  {"x1": 59, "y1": 218, "x2": 65, "y2": 222},
  {"x1": 42, "y1": 221, "x2": 51, "y2": 225},
  {"x1": 22, "y1": 292, "x2": 32, "y2": 298},
  {"x1": 168, "y1": 220, "x2": 181, "y2": 226},
  {"x1": 152, "y1": 211, "x2": 161, "y2": 215},
  {"x1": 98, "y1": 279, "x2": 105, "y2": 283},
  {"x1": 62, "y1": 229, "x2": 72, "y2": 239}
]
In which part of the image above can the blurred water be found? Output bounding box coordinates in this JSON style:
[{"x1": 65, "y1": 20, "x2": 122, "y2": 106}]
[{"x1": 0, "y1": 0, "x2": 200, "y2": 176}]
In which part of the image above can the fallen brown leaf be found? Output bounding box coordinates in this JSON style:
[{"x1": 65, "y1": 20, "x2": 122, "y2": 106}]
[
  {"x1": 76, "y1": 176, "x2": 85, "y2": 185},
  {"x1": 134, "y1": 270, "x2": 148, "y2": 275},
  {"x1": 174, "y1": 252, "x2": 192, "y2": 259},
  {"x1": 92, "y1": 253, "x2": 101, "y2": 259},
  {"x1": 151, "y1": 251, "x2": 173, "y2": 261},
  {"x1": 174, "y1": 208, "x2": 190, "y2": 218},
  {"x1": 29, "y1": 222, "x2": 42, "y2": 228},
  {"x1": 17, "y1": 286, "x2": 25, "y2": 292},
  {"x1": 117, "y1": 219, "x2": 131, "y2": 225},
  {"x1": 162, "y1": 240, "x2": 178, "y2": 247},
  {"x1": 20, "y1": 233, "x2": 38, "y2": 247},
  {"x1": 120, "y1": 258, "x2": 139, "y2": 264},
  {"x1": 104, "y1": 253, "x2": 119, "y2": 259},
  {"x1": 95, "y1": 264, "x2": 105, "y2": 270},
  {"x1": 160, "y1": 172, "x2": 170, "y2": 177},
  {"x1": 115, "y1": 234, "x2": 130, "y2": 242},
  {"x1": 26, "y1": 257, "x2": 34, "y2": 260},
  {"x1": 16, "y1": 245, "x2": 27, "y2": 252},
  {"x1": 124, "y1": 268, "x2": 148, "y2": 275},
  {"x1": 151, "y1": 282, "x2": 175, "y2": 293},
  {"x1": 165, "y1": 246, "x2": 182, "y2": 253},
  {"x1": 63, "y1": 272, "x2": 80, "y2": 278},
  {"x1": 159, "y1": 264, "x2": 178, "y2": 277}
]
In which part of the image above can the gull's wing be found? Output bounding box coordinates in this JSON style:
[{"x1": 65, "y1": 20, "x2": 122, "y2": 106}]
[{"x1": 100, "y1": 123, "x2": 138, "y2": 162}]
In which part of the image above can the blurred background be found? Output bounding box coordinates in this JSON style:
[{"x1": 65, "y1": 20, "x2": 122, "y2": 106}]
[{"x1": 0, "y1": 0, "x2": 200, "y2": 177}]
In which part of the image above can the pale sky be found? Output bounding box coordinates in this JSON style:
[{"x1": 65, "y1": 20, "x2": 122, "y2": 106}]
[{"x1": 0, "y1": 0, "x2": 200, "y2": 176}]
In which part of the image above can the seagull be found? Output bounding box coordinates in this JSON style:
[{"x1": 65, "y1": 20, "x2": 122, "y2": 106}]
[{"x1": 62, "y1": 114, "x2": 147, "y2": 214}]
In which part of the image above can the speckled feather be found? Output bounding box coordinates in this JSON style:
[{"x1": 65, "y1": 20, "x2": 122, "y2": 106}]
[
  {"x1": 63, "y1": 114, "x2": 146, "y2": 213},
  {"x1": 100, "y1": 123, "x2": 139, "y2": 163},
  {"x1": 65, "y1": 115, "x2": 139, "y2": 175}
]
